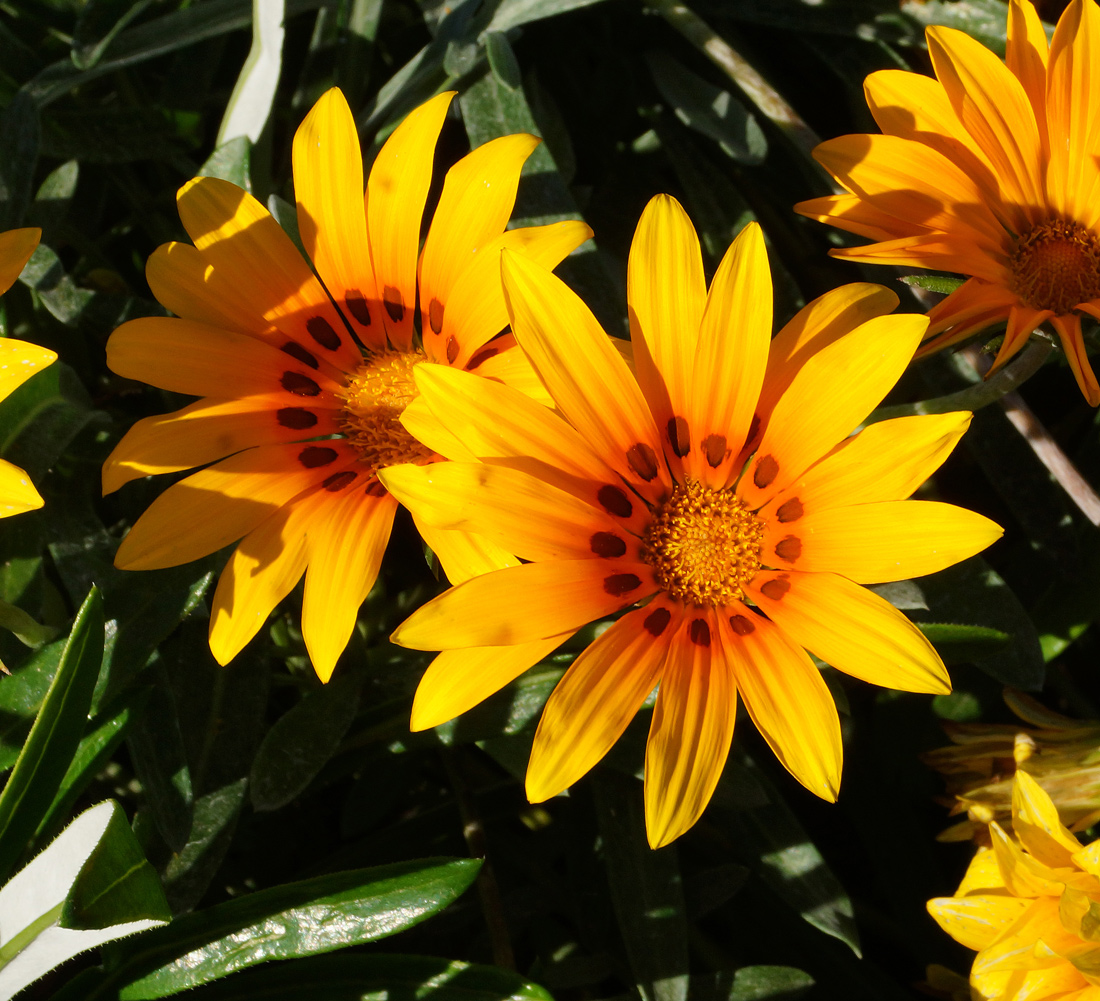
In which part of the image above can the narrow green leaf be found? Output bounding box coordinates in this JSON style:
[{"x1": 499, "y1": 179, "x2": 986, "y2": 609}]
[
  {"x1": 484, "y1": 31, "x2": 522, "y2": 90},
  {"x1": 72, "y1": 0, "x2": 157, "y2": 69},
  {"x1": 0, "y1": 588, "x2": 104, "y2": 883},
  {"x1": 487, "y1": 0, "x2": 609, "y2": 32},
  {"x1": 898, "y1": 274, "x2": 966, "y2": 295},
  {"x1": 700, "y1": 965, "x2": 815, "y2": 1001},
  {"x1": 198, "y1": 136, "x2": 252, "y2": 190},
  {"x1": 0, "y1": 597, "x2": 57, "y2": 647},
  {"x1": 216, "y1": 0, "x2": 285, "y2": 146},
  {"x1": 0, "y1": 91, "x2": 40, "y2": 228},
  {"x1": 917, "y1": 621, "x2": 1012, "y2": 662}
]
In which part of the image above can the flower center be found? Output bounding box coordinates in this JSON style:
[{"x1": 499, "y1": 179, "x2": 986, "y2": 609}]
[
  {"x1": 1010, "y1": 219, "x2": 1100, "y2": 315},
  {"x1": 339, "y1": 349, "x2": 433, "y2": 469},
  {"x1": 643, "y1": 481, "x2": 764, "y2": 608}
]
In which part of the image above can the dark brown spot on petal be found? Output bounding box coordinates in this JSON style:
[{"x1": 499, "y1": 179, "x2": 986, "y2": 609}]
[
  {"x1": 703, "y1": 433, "x2": 727, "y2": 468},
  {"x1": 429, "y1": 297, "x2": 445, "y2": 335},
  {"x1": 644, "y1": 607, "x2": 671, "y2": 636},
  {"x1": 774, "y1": 536, "x2": 802, "y2": 563},
  {"x1": 597, "y1": 484, "x2": 633, "y2": 518},
  {"x1": 344, "y1": 289, "x2": 372, "y2": 325},
  {"x1": 760, "y1": 577, "x2": 791, "y2": 601},
  {"x1": 281, "y1": 371, "x2": 321, "y2": 396},
  {"x1": 467, "y1": 346, "x2": 498, "y2": 370},
  {"x1": 776, "y1": 497, "x2": 803, "y2": 523},
  {"x1": 306, "y1": 315, "x2": 341, "y2": 351},
  {"x1": 276, "y1": 407, "x2": 317, "y2": 429},
  {"x1": 281, "y1": 342, "x2": 319, "y2": 369},
  {"x1": 365, "y1": 479, "x2": 388, "y2": 497},
  {"x1": 446, "y1": 335, "x2": 459, "y2": 364},
  {"x1": 383, "y1": 285, "x2": 404, "y2": 322},
  {"x1": 323, "y1": 471, "x2": 358, "y2": 491},
  {"x1": 666, "y1": 416, "x2": 690, "y2": 457},
  {"x1": 729, "y1": 614, "x2": 756, "y2": 635},
  {"x1": 626, "y1": 442, "x2": 658, "y2": 481},
  {"x1": 299, "y1": 445, "x2": 338, "y2": 468},
  {"x1": 604, "y1": 573, "x2": 642, "y2": 596},
  {"x1": 590, "y1": 532, "x2": 627, "y2": 558},
  {"x1": 753, "y1": 454, "x2": 779, "y2": 489},
  {"x1": 689, "y1": 618, "x2": 711, "y2": 646}
]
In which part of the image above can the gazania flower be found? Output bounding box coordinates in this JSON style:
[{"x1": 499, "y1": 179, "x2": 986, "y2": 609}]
[
  {"x1": 925, "y1": 690, "x2": 1100, "y2": 843},
  {"x1": 929, "y1": 769, "x2": 1100, "y2": 1001},
  {"x1": 380, "y1": 195, "x2": 1002, "y2": 847},
  {"x1": 0, "y1": 227, "x2": 57, "y2": 518},
  {"x1": 795, "y1": 0, "x2": 1100, "y2": 404},
  {"x1": 102, "y1": 88, "x2": 589, "y2": 681}
]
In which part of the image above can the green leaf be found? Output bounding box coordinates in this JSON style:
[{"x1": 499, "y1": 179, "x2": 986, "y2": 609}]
[
  {"x1": 249, "y1": 671, "x2": 362, "y2": 812},
  {"x1": 216, "y1": 0, "x2": 285, "y2": 146},
  {"x1": 0, "y1": 587, "x2": 104, "y2": 883},
  {"x1": 435, "y1": 665, "x2": 564, "y2": 746},
  {"x1": 198, "y1": 136, "x2": 252, "y2": 190},
  {"x1": 0, "y1": 91, "x2": 40, "y2": 228},
  {"x1": 900, "y1": 0, "x2": 1010, "y2": 55},
  {"x1": 897, "y1": 274, "x2": 966, "y2": 295},
  {"x1": 0, "y1": 597, "x2": 57, "y2": 647},
  {"x1": 694, "y1": 966, "x2": 814, "y2": 1001},
  {"x1": 87, "y1": 858, "x2": 482, "y2": 999},
  {"x1": 19, "y1": 247, "x2": 96, "y2": 326},
  {"x1": 487, "y1": 0, "x2": 610, "y2": 32},
  {"x1": 150, "y1": 953, "x2": 554, "y2": 1000},
  {"x1": 0, "y1": 638, "x2": 66, "y2": 772},
  {"x1": 917, "y1": 622, "x2": 1012, "y2": 662},
  {"x1": 485, "y1": 31, "x2": 522, "y2": 90},
  {"x1": 28, "y1": 159, "x2": 79, "y2": 241},
  {"x1": 593, "y1": 771, "x2": 689, "y2": 1001},
  {"x1": 647, "y1": 51, "x2": 766, "y2": 165},
  {"x1": 72, "y1": 0, "x2": 157, "y2": 69}
]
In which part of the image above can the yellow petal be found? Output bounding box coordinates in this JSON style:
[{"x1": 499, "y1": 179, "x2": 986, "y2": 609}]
[
  {"x1": 719, "y1": 606, "x2": 842, "y2": 801},
  {"x1": 411, "y1": 634, "x2": 570, "y2": 731},
  {"x1": 502, "y1": 249, "x2": 668, "y2": 502},
  {"x1": 760, "y1": 499, "x2": 1003, "y2": 584},
  {"x1": 959, "y1": 846, "x2": 1008, "y2": 895},
  {"x1": 114, "y1": 441, "x2": 360, "y2": 570},
  {"x1": 367, "y1": 92, "x2": 454, "y2": 351},
  {"x1": 645, "y1": 609, "x2": 736, "y2": 848},
  {"x1": 302, "y1": 484, "x2": 398, "y2": 681},
  {"x1": 688, "y1": 222, "x2": 770, "y2": 487},
  {"x1": 465, "y1": 337, "x2": 554, "y2": 405},
  {"x1": 413, "y1": 518, "x2": 520, "y2": 586},
  {"x1": 381, "y1": 461, "x2": 634, "y2": 563},
  {"x1": 528, "y1": 600, "x2": 681, "y2": 802},
  {"x1": 990, "y1": 822, "x2": 1067, "y2": 898},
  {"x1": 392, "y1": 559, "x2": 656, "y2": 650},
  {"x1": 176, "y1": 176, "x2": 359, "y2": 369},
  {"x1": 747, "y1": 570, "x2": 950, "y2": 694},
  {"x1": 0, "y1": 337, "x2": 57, "y2": 404},
  {"x1": 829, "y1": 233, "x2": 1010, "y2": 284},
  {"x1": 102, "y1": 396, "x2": 343, "y2": 494},
  {"x1": 292, "y1": 87, "x2": 382, "y2": 349},
  {"x1": 1012, "y1": 770, "x2": 1083, "y2": 869},
  {"x1": 740, "y1": 313, "x2": 927, "y2": 509},
  {"x1": 1006, "y1": 0, "x2": 1050, "y2": 130},
  {"x1": 927, "y1": 894, "x2": 1032, "y2": 951},
  {"x1": 0, "y1": 457, "x2": 43, "y2": 517},
  {"x1": 0, "y1": 228, "x2": 40, "y2": 296},
  {"x1": 435, "y1": 221, "x2": 592, "y2": 368},
  {"x1": 626, "y1": 194, "x2": 706, "y2": 478}
]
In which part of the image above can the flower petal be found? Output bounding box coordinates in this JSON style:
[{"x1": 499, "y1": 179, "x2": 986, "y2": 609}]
[
  {"x1": 1012, "y1": 770, "x2": 1083, "y2": 868},
  {"x1": 927, "y1": 894, "x2": 1032, "y2": 952},
  {"x1": 989, "y1": 304, "x2": 1052, "y2": 374},
  {"x1": 114, "y1": 441, "x2": 360, "y2": 570},
  {"x1": 739, "y1": 313, "x2": 927, "y2": 509},
  {"x1": 746, "y1": 570, "x2": 950, "y2": 694},
  {"x1": 292, "y1": 87, "x2": 382, "y2": 349},
  {"x1": 793, "y1": 193, "x2": 912, "y2": 242},
  {"x1": 719, "y1": 606, "x2": 842, "y2": 801},
  {"x1": 527, "y1": 599, "x2": 681, "y2": 802},
  {"x1": 760, "y1": 499, "x2": 1003, "y2": 583},
  {"x1": 413, "y1": 518, "x2": 520, "y2": 586},
  {"x1": 1006, "y1": 0, "x2": 1050, "y2": 130},
  {"x1": 411, "y1": 634, "x2": 570, "y2": 731},
  {"x1": 465, "y1": 337, "x2": 554, "y2": 405},
  {"x1": 1051, "y1": 312, "x2": 1100, "y2": 406},
  {"x1": 645, "y1": 609, "x2": 736, "y2": 848},
  {"x1": 367, "y1": 92, "x2": 454, "y2": 351},
  {"x1": 0, "y1": 228, "x2": 39, "y2": 296},
  {"x1": 0, "y1": 337, "x2": 57, "y2": 404},
  {"x1": 302, "y1": 483, "x2": 399, "y2": 681},
  {"x1": 392, "y1": 559, "x2": 656, "y2": 650},
  {"x1": 0, "y1": 458, "x2": 43, "y2": 517},
  {"x1": 829, "y1": 233, "x2": 1010, "y2": 283}
]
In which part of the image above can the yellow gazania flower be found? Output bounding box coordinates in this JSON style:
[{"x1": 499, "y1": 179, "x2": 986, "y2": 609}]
[
  {"x1": 380, "y1": 194, "x2": 1002, "y2": 848},
  {"x1": 102, "y1": 88, "x2": 590, "y2": 681},
  {"x1": 795, "y1": 0, "x2": 1100, "y2": 404},
  {"x1": 0, "y1": 228, "x2": 57, "y2": 517},
  {"x1": 929, "y1": 769, "x2": 1100, "y2": 1001}
]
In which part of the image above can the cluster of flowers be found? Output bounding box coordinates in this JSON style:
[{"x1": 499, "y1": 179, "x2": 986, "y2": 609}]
[{"x1": 3, "y1": 1, "x2": 1100, "y2": 995}]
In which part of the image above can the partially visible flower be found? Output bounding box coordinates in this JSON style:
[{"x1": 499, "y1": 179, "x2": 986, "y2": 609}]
[
  {"x1": 381, "y1": 194, "x2": 1001, "y2": 848},
  {"x1": 925, "y1": 689, "x2": 1100, "y2": 842},
  {"x1": 0, "y1": 228, "x2": 57, "y2": 518},
  {"x1": 102, "y1": 88, "x2": 589, "y2": 681},
  {"x1": 929, "y1": 769, "x2": 1100, "y2": 1001},
  {"x1": 796, "y1": 0, "x2": 1100, "y2": 404}
]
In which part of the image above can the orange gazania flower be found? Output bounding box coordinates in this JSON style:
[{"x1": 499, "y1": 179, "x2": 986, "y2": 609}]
[
  {"x1": 380, "y1": 195, "x2": 1002, "y2": 847},
  {"x1": 102, "y1": 88, "x2": 589, "y2": 681},
  {"x1": 0, "y1": 227, "x2": 57, "y2": 517},
  {"x1": 929, "y1": 770, "x2": 1100, "y2": 1001},
  {"x1": 795, "y1": 0, "x2": 1100, "y2": 404}
]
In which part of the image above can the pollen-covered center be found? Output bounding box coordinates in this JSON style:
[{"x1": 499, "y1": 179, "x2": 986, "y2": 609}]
[
  {"x1": 339, "y1": 349, "x2": 433, "y2": 468},
  {"x1": 642, "y1": 481, "x2": 764, "y2": 608},
  {"x1": 1010, "y1": 219, "x2": 1100, "y2": 315}
]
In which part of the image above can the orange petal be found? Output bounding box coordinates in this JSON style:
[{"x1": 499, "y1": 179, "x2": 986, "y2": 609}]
[
  {"x1": 1051, "y1": 312, "x2": 1100, "y2": 406},
  {"x1": 645, "y1": 609, "x2": 737, "y2": 848},
  {"x1": 391, "y1": 559, "x2": 657, "y2": 650},
  {"x1": 527, "y1": 599, "x2": 682, "y2": 802},
  {"x1": 989, "y1": 304, "x2": 1052, "y2": 374},
  {"x1": 746, "y1": 570, "x2": 950, "y2": 694},
  {"x1": 793, "y1": 193, "x2": 910, "y2": 242},
  {"x1": 1006, "y1": 0, "x2": 1050, "y2": 134},
  {"x1": 0, "y1": 227, "x2": 40, "y2": 296},
  {"x1": 829, "y1": 233, "x2": 1011, "y2": 284}
]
